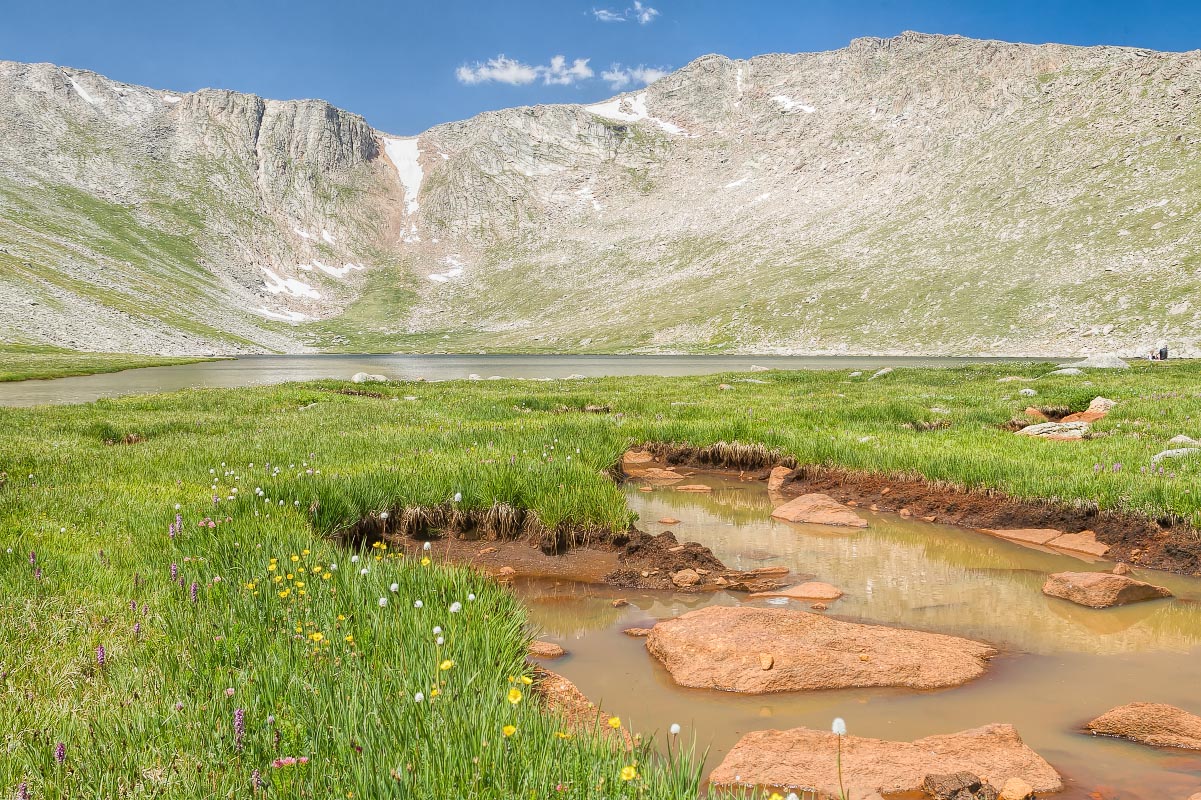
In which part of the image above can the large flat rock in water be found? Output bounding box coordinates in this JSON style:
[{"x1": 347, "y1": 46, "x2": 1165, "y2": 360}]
[
  {"x1": 1042, "y1": 571, "x2": 1172, "y2": 608},
  {"x1": 1086, "y1": 702, "x2": 1201, "y2": 750},
  {"x1": 709, "y1": 724, "x2": 1062, "y2": 796},
  {"x1": 645, "y1": 606, "x2": 995, "y2": 693},
  {"x1": 771, "y1": 493, "x2": 867, "y2": 527}
]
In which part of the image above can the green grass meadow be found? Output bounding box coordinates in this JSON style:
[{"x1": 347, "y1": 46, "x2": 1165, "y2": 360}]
[
  {"x1": 0, "y1": 345, "x2": 217, "y2": 383},
  {"x1": 2, "y1": 361, "x2": 1201, "y2": 797}
]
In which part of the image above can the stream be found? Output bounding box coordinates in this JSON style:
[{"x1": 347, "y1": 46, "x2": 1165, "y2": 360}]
[{"x1": 515, "y1": 473, "x2": 1201, "y2": 799}]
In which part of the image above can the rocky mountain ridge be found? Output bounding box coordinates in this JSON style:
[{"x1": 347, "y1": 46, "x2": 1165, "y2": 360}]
[{"x1": 2, "y1": 31, "x2": 1199, "y2": 355}]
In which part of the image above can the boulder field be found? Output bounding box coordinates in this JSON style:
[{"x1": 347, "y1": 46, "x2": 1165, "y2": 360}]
[
  {"x1": 708, "y1": 723, "x2": 1061, "y2": 796},
  {"x1": 645, "y1": 606, "x2": 995, "y2": 693}
]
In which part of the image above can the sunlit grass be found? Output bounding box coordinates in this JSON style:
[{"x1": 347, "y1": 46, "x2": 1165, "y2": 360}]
[{"x1": 2, "y1": 361, "x2": 1200, "y2": 796}]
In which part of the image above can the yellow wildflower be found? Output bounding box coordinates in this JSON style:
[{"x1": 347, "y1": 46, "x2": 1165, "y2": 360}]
[
  {"x1": 302, "y1": 549, "x2": 310, "y2": 556},
  {"x1": 278, "y1": 589, "x2": 290, "y2": 598},
  {"x1": 295, "y1": 582, "x2": 304, "y2": 588},
  {"x1": 608, "y1": 717, "x2": 621, "y2": 730},
  {"x1": 620, "y1": 766, "x2": 637, "y2": 781},
  {"x1": 507, "y1": 688, "x2": 522, "y2": 705},
  {"x1": 309, "y1": 632, "x2": 324, "y2": 642},
  {"x1": 337, "y1": 614, "x2": 346, "y2": 621},
  {"x1": 554, "y1": 731, "x2": 571, "y2": 740},
  {"x1": 502, "y1": 725, "x2": 516, "y2": 737},
  {"x1": 267, "y1": 563, "x2": 277, "y2": 572},
  {"x1": 245, "y1": 582, "x2": 256, "y2": 590},
  {"x1": 421, "y1": 557, "x2": 431, "y2": 566},
  {"x1": 520, "y1": 675, "x2": 533, "y2": 685},
  {"x1": 290, "y1": 555, "x2": 299, "y2": 563},
  {"x1": 439, "y1": 660, "x2": 454, "y2": 671},
  {"x1": 286, "y1": 573, "x2": 294, "y2": 580}
]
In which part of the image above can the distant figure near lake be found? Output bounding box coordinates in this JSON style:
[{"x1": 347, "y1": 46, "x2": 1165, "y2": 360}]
[{"x1": 1151, "y1": 339, "x2": 1169, "y2": 361}]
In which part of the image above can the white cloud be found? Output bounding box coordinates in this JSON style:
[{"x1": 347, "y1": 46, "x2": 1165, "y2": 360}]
[
  {"x1": 601, "y1": 64, "x2": 670, "y2": 90},
  {"x1": 543, "y1": 55, "x2": 594, "y2": 85},
  {"x1": 633, "y1": 1, "x2": 659, "y2": 24},
  {"x1": 456, "y1": 54, "x2": 593, "y2": 86},
  {"x1": 592, "y1": 8, "x2": 626, "y2": 22},
  {"x1": 456, "y1": 55, "x2": 539, "y2": 86},
  {"x1": 592, "y1": 2, "x2": 659, "y2": 24}
]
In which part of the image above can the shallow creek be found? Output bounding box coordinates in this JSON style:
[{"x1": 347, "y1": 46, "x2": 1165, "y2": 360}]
[{"x1": 514, "y1": 474, "x2": 1201, "y2": 799}]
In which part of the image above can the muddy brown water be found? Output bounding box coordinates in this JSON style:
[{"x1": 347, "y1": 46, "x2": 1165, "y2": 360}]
[{"x1": 516, "y1": 474, "x2": 1201, "y2": 799}]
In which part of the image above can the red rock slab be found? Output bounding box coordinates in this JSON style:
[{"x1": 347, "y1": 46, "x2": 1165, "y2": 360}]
[
  {"x1": 767, "y1": 465, "x2": 792, "y2": 495},
  {"x1": 981, "y1": 528, "x2": 1062, "y2": 546},
  {"x1": 646, "y1": 606, "x2": 995, "y2": 694},
  {"x1": 771, "y1": 493, "x2": 868, "y2": 528},
  {"x1": 527, "y1": 640, "x2": 567, "y2": 659},
  {"x1": 639, "y1": 468, "x2": 686, "y2": 484},
  {"x1": 708, "y1": 723, "x2": 1061, "y2": 795},
  {"x1": 1086, "y1": 702, "x2": 1201, "y2": 750},
  {"x1": 748, "y1": 581, "x2": 844, "y2": 601},
  {"x1": 1046, "y1": 530, "x2": 1110, "y2": 557},
  {"x1": 1042, "y1": 571, "x2": 1172, "y2": 608}
]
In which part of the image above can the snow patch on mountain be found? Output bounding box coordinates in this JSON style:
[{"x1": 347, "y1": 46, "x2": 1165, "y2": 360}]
[
  {"x1": 585, "y1": 92, "x2": 688, "y2": 136},
  {"x1": 383, "y1": 136, "x2": 423, "y2": 215},
  {"x1": 772, "y1": 95, "x2": 815, "y2": 113},
  {"x1": 261, "y1": 267, "x2": 321, "y2": 299}
]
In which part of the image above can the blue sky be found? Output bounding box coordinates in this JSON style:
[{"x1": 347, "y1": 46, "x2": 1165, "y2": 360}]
[{"x1": 2, "y1": 0, "x2": 1199, "y2": 135}]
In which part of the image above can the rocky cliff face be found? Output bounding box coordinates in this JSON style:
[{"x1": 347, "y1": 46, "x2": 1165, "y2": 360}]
[{"x1": 3, "y1": 32, "x2": 1200, "y2": 355}]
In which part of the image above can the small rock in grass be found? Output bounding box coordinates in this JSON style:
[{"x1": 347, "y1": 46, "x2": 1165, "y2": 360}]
[
  {"x1": 1151, "y1": 447, "x2": 1200, "y2": 464},
  {"x1": 1019, "y1": 388, "x2": 1037, "y2": 397}
]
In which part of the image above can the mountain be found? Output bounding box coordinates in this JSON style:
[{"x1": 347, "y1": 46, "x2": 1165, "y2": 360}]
[{"x1": 2, "y1": 31, "x2": 1200, "y2": 356}]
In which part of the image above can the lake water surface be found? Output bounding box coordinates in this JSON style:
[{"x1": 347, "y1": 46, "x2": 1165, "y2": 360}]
[{"x1": 0, "y1": 353, "x2": 1043, "y2": 407}]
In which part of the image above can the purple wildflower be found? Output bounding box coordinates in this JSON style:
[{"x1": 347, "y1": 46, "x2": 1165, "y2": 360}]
[
  {"x1": 131, "y1": 600, "x2": 137, "y2": 612},
  {"x1": 133, "y1": 622, "x2": 141, "y2": 637},
  {"x1": 251, "y1": 769, "x2": 262, "y2": 789},
  {"x1": 34, "y1": 568, "x2": 41, "y2": 581},
  {"x1": 18, "y1": 782, "x2": 29, "y2": 800},
  {"x1": 96, "y1": 644, "x2": 106, "y2": 667},
  {"x1": 234, "y1": 707, "x2": 245, "y2": 749},
  {"x1": 174, "y1": 701, "x2": 184, "y2": 712},
  {"x1": 190, "y1": 582, "x2": 199, "y2": 603},
  {"x1": 54, "y1": 742, "x2": 66, "y2": 763},
  {"x1": 170, "y1": 563, "x2": 178, "y2": 581},
  {"x1": 29, "y1": 551, "x2": 35, "y2": 565}
]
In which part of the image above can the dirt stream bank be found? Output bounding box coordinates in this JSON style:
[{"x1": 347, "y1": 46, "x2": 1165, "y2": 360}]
[
  {"x1": 350, "y1": 443, "x2": 1201, "y2": 582},
  {"x1": 640, "y1": 442, "x2": 1201, "y2": 576}
]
